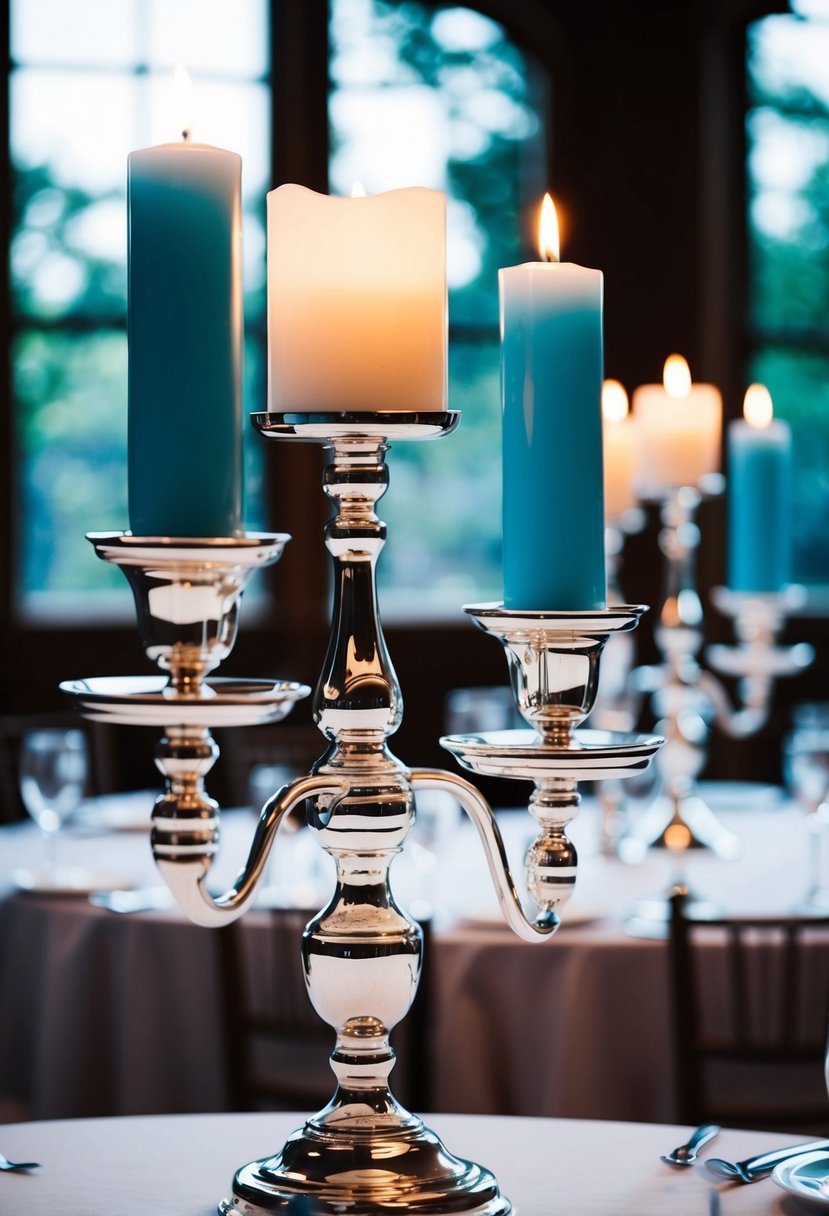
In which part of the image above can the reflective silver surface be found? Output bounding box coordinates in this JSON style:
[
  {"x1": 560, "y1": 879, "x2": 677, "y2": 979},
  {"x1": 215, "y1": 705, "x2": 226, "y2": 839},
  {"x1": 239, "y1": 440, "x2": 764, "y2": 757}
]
[
  {"x1": 64, "y1": 534, "x2": 314, "y2": 927},
  {"x1": 59, "y1": 675, "x2": 309, "y2": 728},
  {"x1": 627, "y1": 488, "x2": 812, "y2": 862},
  {"x1": 465, "y1": 602, "x2": 646, "y2": 744},
  {"x1": 446, "y1": 606, "x2": 663, "y2": 920},
  {"x1": 252, "y1": 409, "x2": 461, "y2": 442},
  {"x1": 661, "y1": 1123, "x2": 720, "y2": 1167},
  {"x1": 209, "y1": 416, "x2": 512, "y2": 1215},
  {"x1": 442, "y1": 727, "x2": 662, "y2": 780},
  {"x1": 88, "y1": 532, "x2": 288, "y2": 691}
]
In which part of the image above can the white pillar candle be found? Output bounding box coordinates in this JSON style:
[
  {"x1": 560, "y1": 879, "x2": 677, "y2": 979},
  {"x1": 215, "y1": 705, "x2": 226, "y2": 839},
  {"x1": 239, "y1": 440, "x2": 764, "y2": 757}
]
[
  {"x1": 266, "y1": 184, "x2": 447, "y2": 413},
  {"x1": 602, "y1": 379, "x2": 638, "y2": 520},
  {"x1": 632, "y1": 355, "x2": 721, "y2": 493}
]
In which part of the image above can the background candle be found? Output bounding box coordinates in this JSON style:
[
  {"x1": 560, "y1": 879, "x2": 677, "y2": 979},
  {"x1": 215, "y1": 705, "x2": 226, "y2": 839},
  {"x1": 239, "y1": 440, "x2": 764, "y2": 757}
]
[
  {"x1": 633, "y1": 355, "x2": 721, "y2": 493},
  {"x1": 727, "y1": 384, "x2": 792, "y2": 592},
  {"x1": 500, "y1": 194, "x2": 605, "y2": 610},
  {"x1": 267, "y1": 184, "x2": 446, "y2": 412},
  {"x1": 602, "y1": 379, "x2": 639, "y2": 521},
  {"x1": 128, "y1": 126, "x2": 243, "y2": 537}
]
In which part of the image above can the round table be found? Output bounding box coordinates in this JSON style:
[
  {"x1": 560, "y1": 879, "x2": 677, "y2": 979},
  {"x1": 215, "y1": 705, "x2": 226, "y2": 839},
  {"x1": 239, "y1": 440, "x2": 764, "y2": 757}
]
[
  {"x1": 0, "y1": 786, "x2": 820, "y2": 1124},
  {"x1": 0, "y1": 1112, "x2": 809, "y2": 1215}
]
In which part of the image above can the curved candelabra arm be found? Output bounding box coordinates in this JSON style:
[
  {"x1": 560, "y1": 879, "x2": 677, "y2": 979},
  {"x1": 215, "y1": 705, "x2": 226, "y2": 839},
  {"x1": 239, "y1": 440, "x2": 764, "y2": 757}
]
[
  {"x1": 155, "y1": 773, "x2": 349, "y2": 928},
  {"x1": 695, "y1": 668, "x2": 773, "y2": 740},
  {"x1": 700, "y1": 587, "x2": 814, "y2": 740},
  {"x1": 410, "y1": 768, "x2": 559, "y2": 943}
]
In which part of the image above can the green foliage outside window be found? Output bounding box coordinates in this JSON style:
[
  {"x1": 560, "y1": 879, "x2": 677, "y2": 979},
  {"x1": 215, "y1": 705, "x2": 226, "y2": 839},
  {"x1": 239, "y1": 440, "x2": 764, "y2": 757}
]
[{"x1": 747, "y1": 14, "x2": 829, "y2": 585}]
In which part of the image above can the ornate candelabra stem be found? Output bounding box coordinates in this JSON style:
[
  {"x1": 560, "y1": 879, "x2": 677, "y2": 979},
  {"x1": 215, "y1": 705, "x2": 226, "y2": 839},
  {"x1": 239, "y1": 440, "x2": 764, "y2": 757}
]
[{"x1": 227, "y1": 411, "x2": 517, "y2": 1216}]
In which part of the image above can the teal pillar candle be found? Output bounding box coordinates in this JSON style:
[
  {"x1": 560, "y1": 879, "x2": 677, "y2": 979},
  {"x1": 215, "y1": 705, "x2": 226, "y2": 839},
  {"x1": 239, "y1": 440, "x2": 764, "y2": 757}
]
[
  {"x1": 727, "y1": 386, "x2": 792, "y2": 592},
  {"x1": 499, "y1": 244, "x2": 606, "y2": 609},
  {"x1": 128, "y1": 138, "x2": 243, "y2": 537}
]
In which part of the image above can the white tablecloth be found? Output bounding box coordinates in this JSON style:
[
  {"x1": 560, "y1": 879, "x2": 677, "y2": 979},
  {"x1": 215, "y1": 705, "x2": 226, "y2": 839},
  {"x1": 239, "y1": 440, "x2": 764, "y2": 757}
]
[
  {"x1": 0, "y1": 1111, "x2": 815, "y2": 1215},
  {"x1": 0, "y1": 786, "x2": 823, "y2": 1124}
]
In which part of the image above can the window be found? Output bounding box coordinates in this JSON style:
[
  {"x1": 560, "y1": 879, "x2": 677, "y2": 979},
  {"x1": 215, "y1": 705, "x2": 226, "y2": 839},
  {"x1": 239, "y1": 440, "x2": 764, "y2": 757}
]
[
  {"x1": 10, "y1": 0, "x2": 546, "y2": 625},
  {"x1": 746, "y1": 6, "x2": 829, "y2": 588},
  {"x1": 329, "y1": 0, "x2": 546, "y2": 616},
  {"x1": 10, "y1": 0, "x2": 270, "y2": 618}
]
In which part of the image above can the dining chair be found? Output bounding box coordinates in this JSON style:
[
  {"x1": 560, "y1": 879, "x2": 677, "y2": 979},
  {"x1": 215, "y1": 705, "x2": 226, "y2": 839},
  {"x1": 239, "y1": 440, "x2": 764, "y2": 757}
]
[
  {"x1": 668, "y1": 889, "x2": 829, "y2": 1131},
  {"x1": 216, "y1": 908, "x2": 433, "y2": 1113}
]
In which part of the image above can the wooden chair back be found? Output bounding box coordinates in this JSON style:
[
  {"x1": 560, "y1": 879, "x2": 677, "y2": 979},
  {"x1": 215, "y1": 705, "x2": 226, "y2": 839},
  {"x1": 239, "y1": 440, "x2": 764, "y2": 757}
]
[{"x1": 669, "y1": 890, "x2": 829, "y2": 1131}]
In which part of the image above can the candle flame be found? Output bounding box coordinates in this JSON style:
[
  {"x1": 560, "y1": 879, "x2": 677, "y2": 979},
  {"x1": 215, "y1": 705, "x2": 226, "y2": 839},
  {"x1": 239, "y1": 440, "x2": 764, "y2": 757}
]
[
  {"x1": 663, "y1": 354, "x2": 692, "y2": 399},
  {"x1": 538, "y1": 193, "x2": 560, "y2": 263},
  {"x1": 743, "y1": 383, "x2": 773, "y2": 428},
  {"x1": 602, "y1": 379, "x2": 629, "y2": 423},
  {"x1": 174, "y1": 64, "x2": 194, "y2": 141},
  {"x1": 350, "y1": 182, "x2": 367, "y2": 198}
]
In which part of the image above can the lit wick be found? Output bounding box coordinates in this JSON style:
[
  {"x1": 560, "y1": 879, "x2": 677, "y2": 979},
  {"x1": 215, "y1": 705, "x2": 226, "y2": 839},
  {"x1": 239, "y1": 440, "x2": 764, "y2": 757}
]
[{"x1": 539, "y1": 192, "x2": 560, "y2": 264}]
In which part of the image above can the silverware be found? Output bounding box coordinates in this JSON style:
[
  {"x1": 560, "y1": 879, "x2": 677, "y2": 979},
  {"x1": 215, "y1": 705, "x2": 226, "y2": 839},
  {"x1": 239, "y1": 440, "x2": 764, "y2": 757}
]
[
  {"x1": 89, "y1": 887, "x2": 172, "y2": 914},
  {"x1": 704, "y1": 1137, "x2": 829, "y2": 1183},
  {"x1": 661, "y1": 1123, "x2": 720, "y2": 1167},
  {"x1": 0, "y1": 1152, "x2": 40, "y2": 1172}
]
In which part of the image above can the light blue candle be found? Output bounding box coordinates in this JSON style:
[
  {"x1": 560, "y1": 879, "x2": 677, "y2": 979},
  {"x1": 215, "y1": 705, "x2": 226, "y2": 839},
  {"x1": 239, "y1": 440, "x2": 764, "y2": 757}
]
[
  {"x1": 499, "y1": 198, "x2": 606, "y2": 609},
  {"x1": 128, "y1": 138, "x2": 243, "y2": 537},
  {"x1": 727, "y1": 385, "x2": 792, "y2": 592}
]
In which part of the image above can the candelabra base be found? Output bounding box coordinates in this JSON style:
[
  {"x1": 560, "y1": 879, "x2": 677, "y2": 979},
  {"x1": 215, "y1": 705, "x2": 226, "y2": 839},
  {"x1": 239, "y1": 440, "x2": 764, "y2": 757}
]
[
  {"x1": 618, "y1": 787, "x2": 741, "y2": 863},
  {"x1": 218, "y1": 1113, "x2": 510, "y2": 1216}
]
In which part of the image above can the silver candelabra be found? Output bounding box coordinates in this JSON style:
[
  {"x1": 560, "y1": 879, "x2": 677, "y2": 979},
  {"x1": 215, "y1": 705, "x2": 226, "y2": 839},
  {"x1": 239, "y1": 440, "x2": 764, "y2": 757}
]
[
  {"x1": 64, "y1": 410, "x2": 662, "y2": 1216},
  {"x1": 622, "y1": 481, "x2": 812, "y2": 865}
]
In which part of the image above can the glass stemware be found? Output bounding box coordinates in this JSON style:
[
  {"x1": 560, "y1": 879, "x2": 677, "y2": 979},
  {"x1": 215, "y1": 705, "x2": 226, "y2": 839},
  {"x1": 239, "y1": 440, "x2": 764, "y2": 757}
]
[
  {"x1": 783, "y1": 705, "x2": 829, "y2": 910},
  {"x1": 19, "y1": 728, "x2": 88, "y2": 880}
]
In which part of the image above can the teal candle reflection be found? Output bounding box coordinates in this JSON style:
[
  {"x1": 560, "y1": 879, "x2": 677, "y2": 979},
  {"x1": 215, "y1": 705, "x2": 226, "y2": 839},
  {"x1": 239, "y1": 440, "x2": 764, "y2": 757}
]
[
  {"x1": 499, "y1": 198, "x2": 606, "y2": 609},
  {"x1": 128, "y1": 137, "x2": 243, "y2": 537},
  {"x1": 727, "y1": 385, "x2": 792, "y2": 593}
]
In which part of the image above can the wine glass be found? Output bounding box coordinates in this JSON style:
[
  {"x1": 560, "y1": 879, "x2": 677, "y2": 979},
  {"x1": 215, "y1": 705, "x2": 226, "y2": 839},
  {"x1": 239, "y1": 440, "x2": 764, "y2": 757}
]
[
  {"x1": 19, "y1": 728, "x2": 88, "y2": 882},
  {"x1": 783, "y1": 705, "x2": 829, "y2": 910}
]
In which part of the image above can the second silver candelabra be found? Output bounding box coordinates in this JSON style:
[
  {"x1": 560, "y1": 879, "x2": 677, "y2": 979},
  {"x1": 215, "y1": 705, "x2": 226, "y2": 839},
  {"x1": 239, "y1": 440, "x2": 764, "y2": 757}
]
[{"x1": 622, "y1": 482, "x2": 812, "y2": 864}]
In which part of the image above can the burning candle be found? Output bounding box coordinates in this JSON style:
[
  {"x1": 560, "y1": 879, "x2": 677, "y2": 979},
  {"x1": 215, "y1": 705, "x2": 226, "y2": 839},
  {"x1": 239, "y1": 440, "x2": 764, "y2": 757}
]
[
  {"x1": 633, "y1": 355, "x2": 721, "y2": 493},
  {"x1": 266, "y1": 184, "x2": 446, "y2": 412},
  {"x1": 499, "y1": 194, "x2": 606, "y2": 610},
  {"x1": 602, "y1": 379, "x2": 638, "y2": 521},
  {"x1": 127, "y1": 67, "x2": 243, "y2": 537},
  {"x1": 727, "y1": 384, "x2": 792, "y2": 592}
]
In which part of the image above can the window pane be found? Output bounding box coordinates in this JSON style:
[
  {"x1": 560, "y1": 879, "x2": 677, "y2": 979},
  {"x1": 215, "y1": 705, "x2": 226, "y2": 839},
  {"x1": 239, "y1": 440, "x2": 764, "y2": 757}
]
[
  {"x1": 13, "y1": 165, "x2": 126, "y2": 321},
  {"x1": 747, "y1": 13, "x2": 829, "y2": 588},
  {"x1": 11, "y1": 69, "x2": 134, "y2": 193},
  {"x1": 330, "y1": 0, "x2": 545, "y2": 616},
  {"x1": 15, "y1": 329, "x2": 130, "y2": 603},
  {"x1": 147, "y1": 0, "x2": 268, "y2": 78},
  {"x1": 747, "y1": 107, "x2": 829, "y2": 333},
  {"x1": 12, "y1": 0, "x2": 136, "y2": 68},
  {"x1": 378, "y1": 339, "x2": 501, "y2": 615}
]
